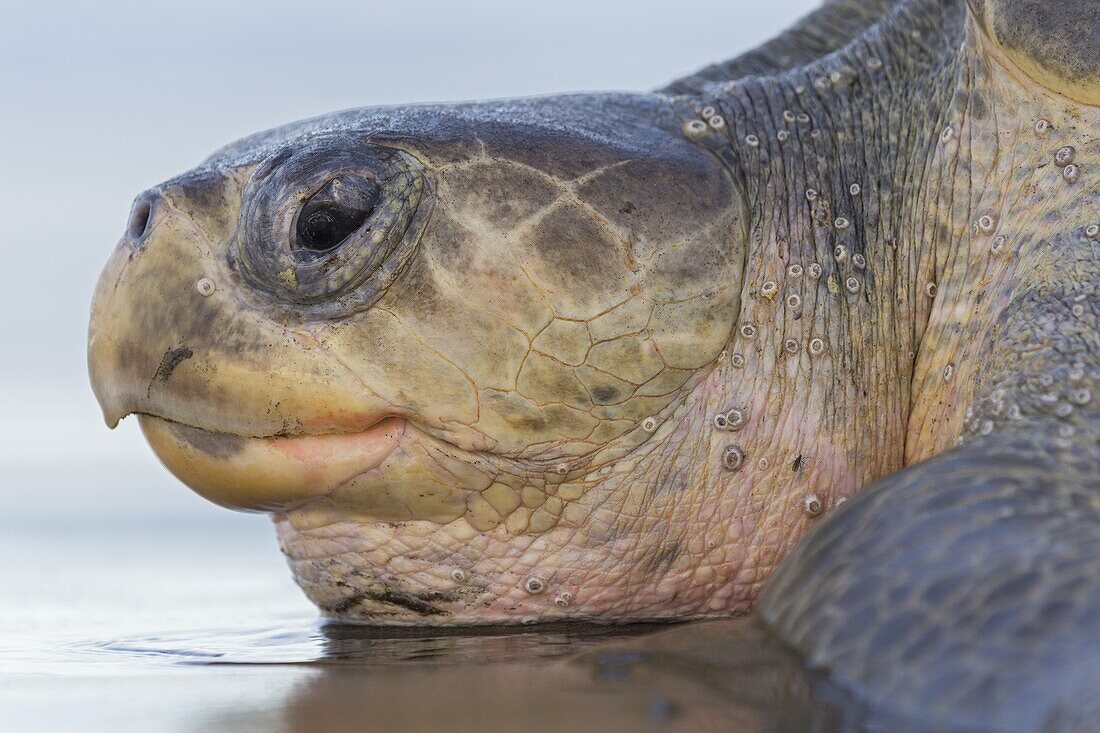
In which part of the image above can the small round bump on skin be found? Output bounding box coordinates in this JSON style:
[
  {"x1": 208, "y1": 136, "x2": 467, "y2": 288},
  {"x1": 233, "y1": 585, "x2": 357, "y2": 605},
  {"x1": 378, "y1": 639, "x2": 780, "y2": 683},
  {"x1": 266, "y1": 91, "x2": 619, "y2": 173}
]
[
  {"x1": 978, "y1": 419, "x2": 994, "y2": 436},
  {"x1": 943, "y1": 362, "x2": 956, "y2": 381},
  {"x1": 1085, "y1": 224, "x2": 1099, "y2": 240},
  {"x1": 808, "y1": 262, "x2": 823, "y2": 279},
  {"x1": 451, "y1": 569, "x2": 467, "y2": 583},
  {"x1": 849, "y1": 183, "x2": 861, "y2": 196},
  {"x1": 809, "y1": 338, "x2": 826, "y2": 356},
  {"x1": 722, "y1": 445, "x2": 746, "y2": 471},
  {"x1": 1054, "y1": 404, "x2": 1073, "y2": 418},
  {"x1": 976, "y1": 215, "x2": 995, "y2": 234},
  {"x1": 803, "y1": 492, "x2": 823, "y2": 516},
  {"x1": 787, "y1": 293, "x2": 802, "y2": 309},
  {"x1": 555, "y1": 592, "x2": 573, "y2": 608},
  {"x1": 810, "y1": 129, "x2": 821, "y2": 139},
  {"x1": 757, "y1": 457, "x2": 769, "y2": 470},
  {"x1": 867, "y1": 56, "x2": 883, "y2": 70},
  {"x1": 731, "y1": 353, "x2": 746, "y2": 369},
  {"x1": 725, "y1": 408, "x2": 746, "y2": 430},
  {"x1": 852, "y1": 253, "x2": 866, "y2": 269},
  {"x1": 806, "y1": 188, "x2": 818, "y2": 201},
  {"x1": 1069, "y1": 363, "x2": 1085, "y2": 381},
  {"x1": 641, "y1": 417, "x2": 657, "y2": 432},
  {"x1": 925, "y1": 282, "x2": 938, "y2": 298},
  {"x1": 991, "y1": 234, "x2": 1007, "y2": 255},
  {"x1": 760, "y1": 280, "x2": 779, "y2": 299},
  {"x1": 796, "y1": 112, "x2": 810, "y2": 124},
  {"x1": 524, "y1": 576, "x2": 547, "y2": 595},
  {"x1": 782, "y1": 110, "x2": 796, "y2": 122},
  {"x1": 777, "y1": 130, "x2": 790, "y2": 141},
  {"x1": 788, "y1": 264, "x2": 804, "y2": 278},
  {"x1": 834, "y1": 244, "x2": 849, "y2": 263},
  {"x1": 1072, "y1": 303, "x2": 1085, "y2": 318},
  {"x1": 1034, "y1": 119, "x2": 1050, "y2": 136},
  {"x1": 713, "y1": 412, "x2": 729, "y2": 430},
  {"x1": 1039, "y1": 373, "x2": 1055, "y2": 387},
  {"x1": 555, "y1": 463, "x2": 568, "y2": 476},
  {"x1": 196, "y1": 278, "x2": 216, "y2": 297},
  {"x1": 745, "y1": 134, "x2": 760, "y2": 147},
  {"x1": 708, "y1": 115, "x2": 726, "y2": 131},
  {"x1": 834, "y1": 217, "x2": 850, "y2": 232},
  {"x1": 784, "y1": 338, "x2": 800, "y2": 354},
  {"x1": 940, "y1": 125, "x2": 954, "y2": 143},
  {"x1": 813, "y1": 76, "x2": 830, "y2": 91},
  {"x1": 1070, "y1": 389, "x2": 1092, "y2": 405},
  {"x1": 740, "y1": 324, "x2": 757, "y2": 339},
  {"x1": 701, "y1": 105, "x2": 717, "y2": 119},
  {"x1": 844, "y1": 276, "x2": 861, "y2": 294},
  {"x1": 683, "y1": 120, "x2": 708, "y2": 137},
  {"x1": 1062, "y1": 165, "x2": 1080, "y2": 184},
  {"x1": 1054, "y1": 146, "x2": 1076, "y2": 167}
]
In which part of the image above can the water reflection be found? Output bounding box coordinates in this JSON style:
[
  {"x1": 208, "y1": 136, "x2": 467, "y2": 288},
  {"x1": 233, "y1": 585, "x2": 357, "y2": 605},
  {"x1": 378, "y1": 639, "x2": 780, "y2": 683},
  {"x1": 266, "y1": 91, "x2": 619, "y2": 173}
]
[
  {"x1": 20, "y1": 612, "x2": 953, "y2": 732},
  {"x1": 88, "y1": 617, "x2": 858, "y2": 732},
  {"x1": 82, "y1": 618, "x2": 666, "y2": 667}
]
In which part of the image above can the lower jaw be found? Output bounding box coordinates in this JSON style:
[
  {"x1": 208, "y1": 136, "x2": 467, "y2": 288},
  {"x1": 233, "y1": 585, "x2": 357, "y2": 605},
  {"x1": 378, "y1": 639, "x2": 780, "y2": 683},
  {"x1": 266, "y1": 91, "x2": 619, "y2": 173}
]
[{"x1": 138, "y1": 414, "x2": 407, "y2": 512}]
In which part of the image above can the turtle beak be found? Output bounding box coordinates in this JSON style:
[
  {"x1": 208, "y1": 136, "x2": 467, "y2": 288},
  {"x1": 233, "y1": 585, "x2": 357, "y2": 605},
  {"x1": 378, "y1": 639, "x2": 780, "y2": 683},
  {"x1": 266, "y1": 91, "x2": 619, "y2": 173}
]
[
  {"x1": 85, "y1": 180, "x2": 419, "y2": 514},
  {"x1": 87, "y1": 181, "x2": 394, "y2": 438},
  {"x1": 88, "y1": 235, "x2": 136, "y2": 429}
]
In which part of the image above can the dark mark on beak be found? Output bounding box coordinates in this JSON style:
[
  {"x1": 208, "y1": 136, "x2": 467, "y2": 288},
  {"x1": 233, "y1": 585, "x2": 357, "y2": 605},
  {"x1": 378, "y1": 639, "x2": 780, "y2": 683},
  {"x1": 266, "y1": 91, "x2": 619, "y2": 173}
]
[{"x1": 148, "y1": 346, "x2": 194, "y2": 395}]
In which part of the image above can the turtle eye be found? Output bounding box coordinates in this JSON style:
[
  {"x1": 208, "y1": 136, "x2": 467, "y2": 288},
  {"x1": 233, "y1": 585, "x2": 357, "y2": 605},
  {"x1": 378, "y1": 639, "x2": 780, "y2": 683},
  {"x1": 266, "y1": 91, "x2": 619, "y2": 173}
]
[
  {"x1": 232, "y1": 135, "x2": 428, "y2": 314},
  {"x1": 295, "y1": 175, "x2": 380, "y2": 255}
]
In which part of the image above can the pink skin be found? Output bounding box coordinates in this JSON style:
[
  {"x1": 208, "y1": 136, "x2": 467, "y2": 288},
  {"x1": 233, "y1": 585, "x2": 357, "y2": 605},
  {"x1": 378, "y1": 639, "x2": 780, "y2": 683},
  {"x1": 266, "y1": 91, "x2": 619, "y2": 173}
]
[
  {"x1": 274, "y1": 370, "x2": 864, "y2": 624},
  {"x1": 271, "y1": 420, "x2": 405, "y2": 467}
]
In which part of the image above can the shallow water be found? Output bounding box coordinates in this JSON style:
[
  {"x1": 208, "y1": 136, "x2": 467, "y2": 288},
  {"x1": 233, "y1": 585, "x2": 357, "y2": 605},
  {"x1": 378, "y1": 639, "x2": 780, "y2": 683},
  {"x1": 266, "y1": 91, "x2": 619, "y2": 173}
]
[{"x1": 1, "y1": 518, "x2": 872, "y2": 733}]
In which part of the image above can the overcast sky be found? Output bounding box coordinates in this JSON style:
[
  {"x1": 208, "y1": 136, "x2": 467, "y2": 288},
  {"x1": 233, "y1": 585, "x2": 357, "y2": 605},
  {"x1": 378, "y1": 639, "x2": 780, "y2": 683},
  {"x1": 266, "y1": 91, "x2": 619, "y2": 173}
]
[{"x1": 0, "y1": 0, "x2": 817, "y2": 524}]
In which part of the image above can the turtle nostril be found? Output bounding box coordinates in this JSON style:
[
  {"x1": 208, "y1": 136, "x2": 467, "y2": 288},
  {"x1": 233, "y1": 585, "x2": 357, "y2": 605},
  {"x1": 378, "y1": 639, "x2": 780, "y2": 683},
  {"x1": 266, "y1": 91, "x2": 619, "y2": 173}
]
[{"x1": 127, "y1": 195, "x2": 155, "y2": 241}]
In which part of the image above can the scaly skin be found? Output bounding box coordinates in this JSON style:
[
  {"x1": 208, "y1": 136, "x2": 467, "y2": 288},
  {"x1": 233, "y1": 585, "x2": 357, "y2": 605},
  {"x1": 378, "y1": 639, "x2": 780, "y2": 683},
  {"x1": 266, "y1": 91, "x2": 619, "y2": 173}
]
[
  {"x1": 88, "y1": 0, "x2": 1097, "y2": 685},
  {"x1": 719, "y1": 0, "x2": 1099, "y2": 726}
]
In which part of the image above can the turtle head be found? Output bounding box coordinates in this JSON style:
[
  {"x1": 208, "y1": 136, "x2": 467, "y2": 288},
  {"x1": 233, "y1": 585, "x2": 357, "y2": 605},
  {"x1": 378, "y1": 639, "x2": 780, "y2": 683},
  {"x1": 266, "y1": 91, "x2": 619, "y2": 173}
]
[{"x1": 88, "y1": 93, "x2": 747, "y2": 621}]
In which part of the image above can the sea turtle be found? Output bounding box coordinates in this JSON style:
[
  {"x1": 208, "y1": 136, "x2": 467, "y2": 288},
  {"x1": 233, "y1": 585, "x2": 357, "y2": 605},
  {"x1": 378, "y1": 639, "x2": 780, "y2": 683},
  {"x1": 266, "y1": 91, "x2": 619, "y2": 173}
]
[{"x1": 88, "y1": 0, "x2": 1097, "y2": 726}]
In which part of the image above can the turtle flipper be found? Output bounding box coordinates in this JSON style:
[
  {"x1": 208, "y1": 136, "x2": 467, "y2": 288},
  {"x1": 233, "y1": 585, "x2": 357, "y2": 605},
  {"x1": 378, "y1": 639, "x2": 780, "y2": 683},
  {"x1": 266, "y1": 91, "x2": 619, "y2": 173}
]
[
  {"x1": 757, "y1": 426, "x2": 1100, "y2": 730},
  {"x1": 966, "y1": 0, "x2": 1099, "y2": 104},
  {"x1": 658, "y1": 0, "x2": 896, "y2": 96}
]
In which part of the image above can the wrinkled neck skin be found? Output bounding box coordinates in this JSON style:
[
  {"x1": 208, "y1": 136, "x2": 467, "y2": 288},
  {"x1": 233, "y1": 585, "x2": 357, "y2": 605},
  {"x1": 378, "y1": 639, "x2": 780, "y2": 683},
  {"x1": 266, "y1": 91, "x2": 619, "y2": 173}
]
[{"x1": 279, "y1": 0, "x2": 1097, "y2": 624}]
